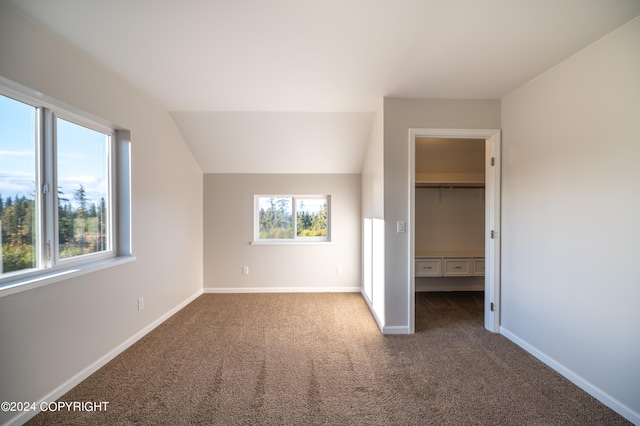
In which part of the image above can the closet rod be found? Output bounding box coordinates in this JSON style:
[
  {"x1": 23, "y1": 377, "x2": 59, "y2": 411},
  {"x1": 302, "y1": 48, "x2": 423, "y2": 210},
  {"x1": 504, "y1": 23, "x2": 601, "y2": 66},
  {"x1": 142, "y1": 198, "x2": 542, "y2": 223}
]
[{"x1": 415, "y1": 185, "x2": 485, "y2": 189}]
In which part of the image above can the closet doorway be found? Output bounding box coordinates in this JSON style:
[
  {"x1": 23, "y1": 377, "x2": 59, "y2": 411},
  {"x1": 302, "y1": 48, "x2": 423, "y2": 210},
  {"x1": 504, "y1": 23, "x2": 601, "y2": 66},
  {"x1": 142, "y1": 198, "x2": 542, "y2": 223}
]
[{"x1": 408, "y1": 129, "x2": 501, "y2": 333}]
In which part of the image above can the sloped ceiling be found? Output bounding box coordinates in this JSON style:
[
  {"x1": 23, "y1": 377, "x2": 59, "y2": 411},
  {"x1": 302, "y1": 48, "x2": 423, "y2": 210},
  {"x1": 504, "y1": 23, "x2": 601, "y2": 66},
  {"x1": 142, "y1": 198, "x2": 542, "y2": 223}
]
[
  {"x1": 170, "y1": 111, "x2": 374, "y2": 173},
  {"x1": 4, "y1": 0, "x2": 640, "y2": 173}
]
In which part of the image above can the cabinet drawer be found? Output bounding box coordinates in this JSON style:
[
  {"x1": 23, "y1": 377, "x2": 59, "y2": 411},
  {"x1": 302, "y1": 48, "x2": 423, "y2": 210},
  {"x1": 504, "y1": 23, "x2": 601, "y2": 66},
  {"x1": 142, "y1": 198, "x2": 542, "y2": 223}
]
[
  {"x1": 416, "y1": 258, "x2": 442, "y2": 277},
  {"x1": 443, "y1": 258, "x2": 471, "y2": 276},
  {"x1": 473, "y1": 258, "x2": 485, "y2": 276}
]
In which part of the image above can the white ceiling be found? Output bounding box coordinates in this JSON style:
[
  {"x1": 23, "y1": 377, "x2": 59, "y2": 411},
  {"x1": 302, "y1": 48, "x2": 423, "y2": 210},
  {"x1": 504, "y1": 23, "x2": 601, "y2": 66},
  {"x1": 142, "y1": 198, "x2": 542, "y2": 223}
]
[
  {"x1": 170, "y1": 111, "x2": 374, "y2": 173},
  {"x1": 4, "y1": 0, "x2": 640, "y2": 173}
]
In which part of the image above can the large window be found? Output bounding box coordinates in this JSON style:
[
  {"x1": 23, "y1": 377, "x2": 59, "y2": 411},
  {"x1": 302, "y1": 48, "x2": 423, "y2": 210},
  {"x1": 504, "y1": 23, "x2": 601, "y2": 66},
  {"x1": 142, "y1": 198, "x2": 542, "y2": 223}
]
[
  {"x1": 1, "y1": 80, "x2": 131, "y2": 289},
  {"x1": 55, "y1": 117, "x2": 111, "y2": 260},
  {"x1": 255, "y1": 195, "x2": 330, "y2": 242},
  {"x1": 0, "y1": 93, "x2": 37, "y2": 274}
]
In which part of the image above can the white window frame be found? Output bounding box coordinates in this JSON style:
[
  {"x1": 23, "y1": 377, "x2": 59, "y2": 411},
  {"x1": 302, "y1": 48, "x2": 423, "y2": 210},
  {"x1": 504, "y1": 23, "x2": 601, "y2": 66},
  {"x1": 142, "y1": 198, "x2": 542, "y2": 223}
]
[
  {"x1": 253, "y1": 195, "x2": 331, "y2": 244},
  {"x1": 0, "y1": 76, "x2": 134, "y2": 296}
]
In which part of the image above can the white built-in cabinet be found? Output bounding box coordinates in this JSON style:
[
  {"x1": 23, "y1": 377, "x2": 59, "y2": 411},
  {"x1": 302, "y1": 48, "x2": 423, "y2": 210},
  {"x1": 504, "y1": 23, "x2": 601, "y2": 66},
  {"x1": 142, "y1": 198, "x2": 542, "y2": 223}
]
[
  {"x1": 416, "y1": 252, "x2": 484, "y2": 277},
  {"x1": 415, "y1": 138, "x2": 485, "y2": 290}
]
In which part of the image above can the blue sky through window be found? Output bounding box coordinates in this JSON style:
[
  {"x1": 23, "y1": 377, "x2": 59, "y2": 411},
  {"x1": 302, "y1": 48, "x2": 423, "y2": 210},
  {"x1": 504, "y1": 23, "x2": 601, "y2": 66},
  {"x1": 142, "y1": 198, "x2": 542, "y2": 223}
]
[
  {"x1": 56, "y1": 117, "x2": 109, "y2": 209},
  {"x1": 0, "y1": 94, "x2": 36, "y2": 201},
  {"x1": 0, "y1": 94, "x2": 109, "y2": 206}
]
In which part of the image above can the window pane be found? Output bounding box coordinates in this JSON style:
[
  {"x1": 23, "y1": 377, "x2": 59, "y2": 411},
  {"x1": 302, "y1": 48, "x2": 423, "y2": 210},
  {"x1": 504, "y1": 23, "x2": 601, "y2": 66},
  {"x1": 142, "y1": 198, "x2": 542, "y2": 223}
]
[
  {"x1": 296, "y1": 197, "x2": 328, "y2": 237},
  {"x1": 56, "y1": 118, "x2": 110, "y2": 259},
  {"x1": 0, "y1": 94, "x2": 37, "y2": 274},
  {"x1": 258, "y1": 196, "x2": 293, "y2": 239}
]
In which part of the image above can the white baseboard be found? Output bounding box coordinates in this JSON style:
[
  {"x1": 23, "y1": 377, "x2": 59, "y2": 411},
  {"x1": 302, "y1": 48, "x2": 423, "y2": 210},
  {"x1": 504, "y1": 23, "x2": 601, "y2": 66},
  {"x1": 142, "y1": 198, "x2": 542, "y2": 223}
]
[
  {"x1": 500, "y1": 326, "x2": 639, "y2": 425},
  {"x1": 204, "y1": 286, "x2": 361, "y2": 293},
  {"x1": 415, "y1": 283, "x2": 484, "y2": 292},
  {"x1": 415, "y1": 276, "x2": 484, "y2": 292},
  {"x1": 358, "y1": 289, "x2": 410, "y2": 335},
  {"x1": 6, "y1": 289, "x2": 203, "y2": 426},
  {"x1": 382, "y1": 325, "x2": 411, "y2": 334},
  {"x1": 360, "y1": 288, "x2": 384, "y2": 333}
]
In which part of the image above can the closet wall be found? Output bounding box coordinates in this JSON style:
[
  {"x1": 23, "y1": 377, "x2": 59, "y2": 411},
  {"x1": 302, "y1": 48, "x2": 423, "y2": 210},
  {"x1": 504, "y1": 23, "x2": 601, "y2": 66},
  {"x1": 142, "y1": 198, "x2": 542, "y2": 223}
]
[{"x1": 415, "y1": 138, "x2": 485, "y2": 291}]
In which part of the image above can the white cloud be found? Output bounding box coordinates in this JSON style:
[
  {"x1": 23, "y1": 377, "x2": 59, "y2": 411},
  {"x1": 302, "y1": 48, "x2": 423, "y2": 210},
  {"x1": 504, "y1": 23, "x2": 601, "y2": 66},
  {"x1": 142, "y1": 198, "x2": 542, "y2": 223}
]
[{"x1": 0, "y1": 176, "x2": 35, "y2": 198}]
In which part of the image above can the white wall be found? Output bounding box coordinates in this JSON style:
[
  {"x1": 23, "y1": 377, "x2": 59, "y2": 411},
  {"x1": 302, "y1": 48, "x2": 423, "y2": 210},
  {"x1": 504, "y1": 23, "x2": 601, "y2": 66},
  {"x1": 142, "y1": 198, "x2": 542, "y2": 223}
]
[
  {"x1": 361, "y1": 105, "x2": 385, "y2": 324},
  {"x1": 415, "y1": 189, "x2": 485, "y2": 254},
  {"x1": 203, "y1": 174, "x2": 360, "y2": 291},
  {"x1": 0, "y1": 5, "x2": 203, "y2": 425},
  {"x1": 361, "y1": 105, "x2": 384, "y2": 220},
  {"x1": 383, "y1": 98, "x2": 501, "y2": 331},
  {"x1": 501, "y1": 16, "x2": 640, "y2": 423}
]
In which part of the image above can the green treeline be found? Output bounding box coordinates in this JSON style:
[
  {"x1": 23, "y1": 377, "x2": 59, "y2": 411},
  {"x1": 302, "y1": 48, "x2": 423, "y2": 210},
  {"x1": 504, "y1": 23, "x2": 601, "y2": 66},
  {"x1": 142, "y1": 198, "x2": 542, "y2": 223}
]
[
  {"x1": 296, "y1": 202, "x2": 327, "y2": 237},
  {"x1": 258, "y1": 197, "x2": 327, "y2": 239},
  {"x1": 0, "y1": 194, "x2": 36, "y2": 273},
  {"x1": 259, "y1": 198, "x2": 293, "y2": 239},
  {"x1": 1, "y1": 185, "x2": 107, "y2": 274}
]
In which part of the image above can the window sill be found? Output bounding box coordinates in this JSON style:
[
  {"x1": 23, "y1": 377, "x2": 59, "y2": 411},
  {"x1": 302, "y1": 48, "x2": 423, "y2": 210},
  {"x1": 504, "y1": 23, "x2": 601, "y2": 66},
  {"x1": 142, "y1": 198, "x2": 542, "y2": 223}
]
[
  {"x1": 250, "y1": 241, "x2": 333, "y2": 245},
  {"x1": 0, "y1": 255, "x2": 136, "y2": 298}
]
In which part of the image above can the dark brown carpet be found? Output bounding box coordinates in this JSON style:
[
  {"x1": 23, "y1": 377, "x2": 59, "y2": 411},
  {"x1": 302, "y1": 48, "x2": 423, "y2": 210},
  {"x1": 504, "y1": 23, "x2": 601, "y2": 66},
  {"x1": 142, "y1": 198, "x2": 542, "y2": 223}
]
[{"x1": 27, "y1": 292, "x2": 629, "y2": 425}]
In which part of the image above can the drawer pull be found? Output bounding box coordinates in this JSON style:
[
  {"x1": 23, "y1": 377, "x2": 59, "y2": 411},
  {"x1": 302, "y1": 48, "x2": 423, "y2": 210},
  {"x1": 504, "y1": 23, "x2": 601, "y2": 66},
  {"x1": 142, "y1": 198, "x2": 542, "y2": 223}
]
[{"x1": 454, "y1": 266, "x2": 462, "y2": 269}]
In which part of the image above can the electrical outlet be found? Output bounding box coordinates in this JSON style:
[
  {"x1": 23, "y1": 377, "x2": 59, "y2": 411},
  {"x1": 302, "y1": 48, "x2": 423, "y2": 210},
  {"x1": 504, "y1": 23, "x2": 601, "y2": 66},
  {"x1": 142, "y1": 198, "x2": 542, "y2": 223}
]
[
  {"x1": 242, "y1": 266, "x2": 249, "y2": 275},
  {"x1": 138, "y1": 297, "x2": 144, "y2": 311},
  {"x1": 336, "y1": 265, "x2": 343, "y2": 275}
]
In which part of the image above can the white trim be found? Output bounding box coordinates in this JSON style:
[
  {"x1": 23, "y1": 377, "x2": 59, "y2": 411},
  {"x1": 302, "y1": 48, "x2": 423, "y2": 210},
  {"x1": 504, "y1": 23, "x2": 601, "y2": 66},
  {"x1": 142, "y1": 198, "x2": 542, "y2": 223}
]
[
  {"x1": 415, "y1": 283, "x2": 484, "y2": 292},
  {"x1": 0, "y1": 75, "x2": 116, "y2": 130},
  {"x1": 4, "y1": 289, "x2": 204, "y2": 426},
  {"x1": 253, "y1": 194, "x2": 331, "y2": 243},
  {"x1": 250, "y1": 241, "x2": 334, "y2": 246},
  {"x1": 500, "y1": 327, "x2": 640, "y2": 425},
  {"x1": 360, "y1": 287, "x2": 383, "y2": 332},
  {"x1": 204, "y1": 286, "x2": 361, "y2": 293},
  {"x1": 408, "y1": 128, "x2": 501, "y2": 333},
  {"x1": 0, "y1": 255, "x2": 136, "y2": 298},
  {"x1": 382, "y1": 325, "x2": 411, "y2": 334},
  {"x1": 115, "y1": 129, "x2": 133, "y2": 256}
]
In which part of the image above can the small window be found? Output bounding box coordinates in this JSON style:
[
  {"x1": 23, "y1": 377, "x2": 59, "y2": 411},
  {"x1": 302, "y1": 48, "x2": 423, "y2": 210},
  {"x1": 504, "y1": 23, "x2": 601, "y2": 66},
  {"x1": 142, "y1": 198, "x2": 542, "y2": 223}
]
[{"x1": 255, "y1": 195, "x2": 330, "y2": 243}]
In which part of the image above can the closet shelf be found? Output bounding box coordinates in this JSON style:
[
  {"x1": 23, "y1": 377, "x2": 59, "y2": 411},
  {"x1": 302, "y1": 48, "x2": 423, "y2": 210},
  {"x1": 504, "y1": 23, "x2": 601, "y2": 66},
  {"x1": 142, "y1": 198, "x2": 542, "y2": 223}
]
[
  {"x1": 416, "y1": 250, "x2": 484, "y2": 258},
  {"x1": 415, "y1": 173, "x2": 484, "y2": 189},
  {"x1": 416, "y1": 182, "x2": 484, "y2": 189}
]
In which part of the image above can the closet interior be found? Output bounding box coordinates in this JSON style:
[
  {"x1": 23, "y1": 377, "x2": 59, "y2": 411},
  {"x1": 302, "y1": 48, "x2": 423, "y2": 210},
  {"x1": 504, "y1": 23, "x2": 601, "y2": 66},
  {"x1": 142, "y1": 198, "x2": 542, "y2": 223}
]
[{"x1": 415, "y1": 138, "x2": 486, "y2": 292}]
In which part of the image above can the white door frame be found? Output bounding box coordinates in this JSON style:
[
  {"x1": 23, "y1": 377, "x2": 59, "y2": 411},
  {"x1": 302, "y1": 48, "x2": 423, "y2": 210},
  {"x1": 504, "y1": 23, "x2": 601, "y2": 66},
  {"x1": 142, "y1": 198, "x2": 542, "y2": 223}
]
[{"x1": 409, "y1": 128, "x2": 501, "y2": 333}]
